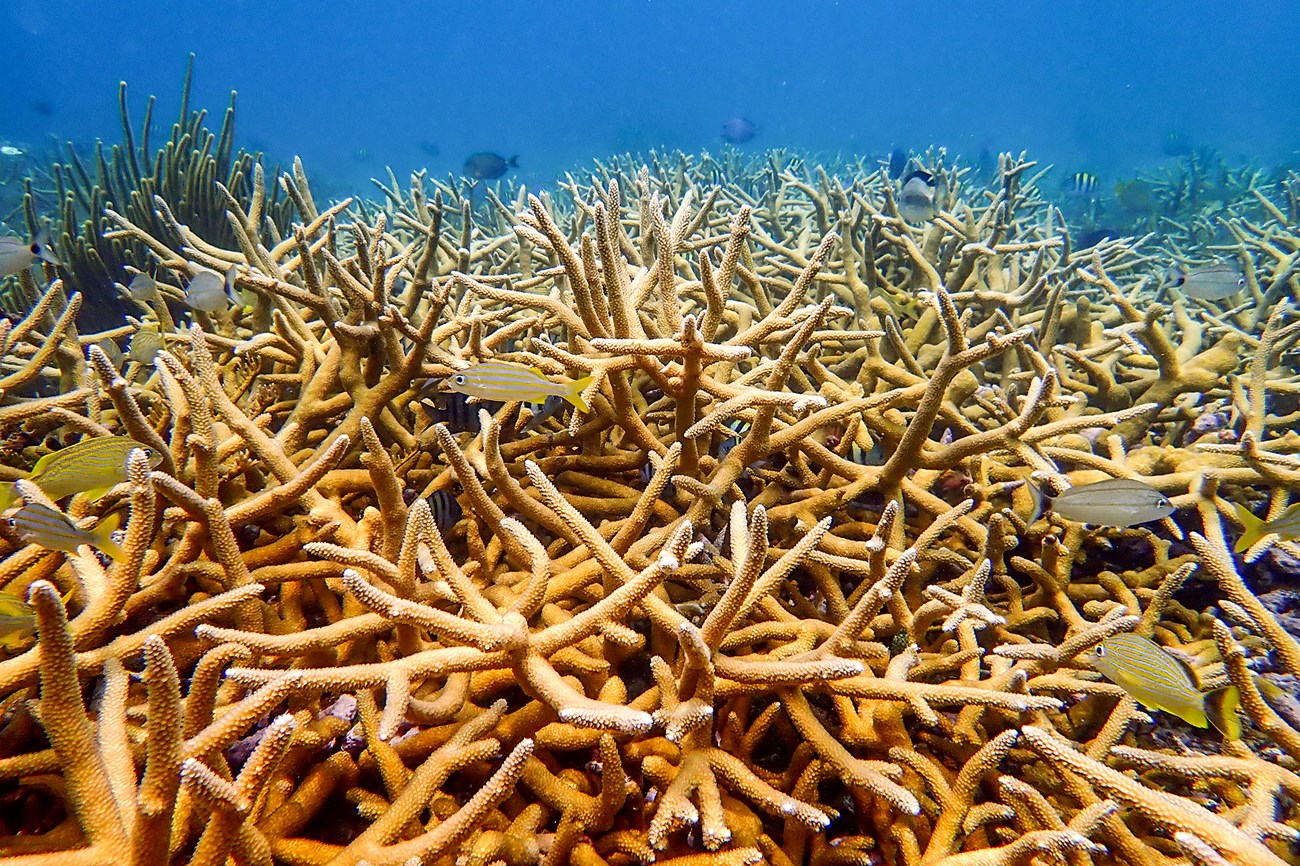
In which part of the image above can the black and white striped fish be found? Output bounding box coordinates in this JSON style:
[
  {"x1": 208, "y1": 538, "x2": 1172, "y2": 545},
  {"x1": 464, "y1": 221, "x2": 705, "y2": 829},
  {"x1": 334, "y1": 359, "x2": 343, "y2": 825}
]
[{"x1": 428, "y1": 489, "x2": 463, "y2": 535}]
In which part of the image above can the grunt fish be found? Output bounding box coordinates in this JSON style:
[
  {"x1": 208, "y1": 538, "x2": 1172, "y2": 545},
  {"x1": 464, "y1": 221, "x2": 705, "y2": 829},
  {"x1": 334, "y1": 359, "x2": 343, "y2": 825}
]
[
  {"x1": 26, "y1": 435, "x2": 162, "y2": 502},
  {"x1": 0, "y1": 591, "x2": 38, "y2": 652},
  {"x1": 1033, "y1": 477, "x2": 1174, "y2": 527},
  {"x1": 0, "y1": 586, "x2": 75, "y2": 652},
  {"x1": 1233, "y1": 502, "x2": 1300, "y2": 553},
  {"x1": 129, "y1": 325, "x2": 165, "y2": 365},
  {"x1": 898, "y1": 170, "x2": 936, "y2": 223},
  {"x1": 445, "y1": 361, "x2": 593, "y2": 412},
  {"x1": 1089, "y1": 633, "x2": 1240, "y2": 737},
  {"x1": 1169, "y1": 263, "x2": 1246, "y2": 301},
  {"x1": 463, "y1": 152, "x2": 517, "y2": 180},
  {"x1": 185, "y1": 266, "x2": 238, "y2": 312},
  {"x1": 0, "y1": 227, "x2": 61, "y2": 276},
  {"x1": 8, "y1": 504, "x2": 125, "y2": 561}
]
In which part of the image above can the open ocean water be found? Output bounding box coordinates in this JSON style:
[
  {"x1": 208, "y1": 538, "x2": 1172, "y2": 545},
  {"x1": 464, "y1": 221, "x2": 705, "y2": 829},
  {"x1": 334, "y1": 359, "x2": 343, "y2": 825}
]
[{"x1": 1, "y1": 0, "x2": 1296, "y2": 197}]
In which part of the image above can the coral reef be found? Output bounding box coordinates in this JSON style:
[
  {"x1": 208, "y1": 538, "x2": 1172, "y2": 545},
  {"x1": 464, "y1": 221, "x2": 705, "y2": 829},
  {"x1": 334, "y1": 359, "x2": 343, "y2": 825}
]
[
  {"x1": 1, "y1": 56, "x2": 292, "y2": 331},
  {"x1": 0, "y1": 145, "x2": 1299, "y2": 866}
]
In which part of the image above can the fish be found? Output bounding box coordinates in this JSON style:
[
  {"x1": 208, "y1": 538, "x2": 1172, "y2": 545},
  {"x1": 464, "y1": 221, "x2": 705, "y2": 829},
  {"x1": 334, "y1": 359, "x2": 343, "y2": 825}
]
[
  {"x1": 0, "y1": 585, "x2": 74, "y2": 652},
  {"x1": 184, "y1": 266, "x2": 238, "y2": 312},
  {"x1": 129, "y1": 326, "x2": 165, "y2": 365},
  {"x1": 126, "y1": 272, "x2": 159, "y2": 301},
  {"x1": 1162, "y1": 130, "x2": 1194, "y2": 157},
  {"x1": 0, "y1": 144, "x2": 24, "y2": 158},
  {"x1": 520, "y1": 394, "x2": 566, "y2": 434},
  {"x1": 720, "y1": 117, "x2": 758, "y2": 145},
  {"x1": 898, "y1": 169, "x2": 936, "y2": 223},
  {"x1": 1169, "y1": 263, "x2": 1246, "y2": 301},
  {"x1": 1065, "y1": 172, "x2": 1098, "y2": 197},
  {"x1": 1089, "y1": 633, "x2": 1240, "y2": 738},
  {"x1": 1233, "y1": 502, "x2": 1300, "y2": 552},
  {"x1": 25, "y1": 435, "x2": 162, "y2": 502},
  {"x1": 717, "y1": 418, "x2": 752, "y2": 459},
  {"x1": 1114, "y1": 179, "x2": 1156, "y2": 213},
  {"x1": 463, "y1": 152, "x2": 518, "y2": 180},
  {"x1": 429, "y1": 489, "x2": 462, "y2": 535},
  {"x1": 1032, "y1": 477, "x2": 1174, "y2": 527},
  {"x1": 352, "y1": 147, "x2": 371, "y2": 162},
  {"x1": 94, "y1": 338, "x2": 124, "y2": 369},
  {"x1": 0, "y1": 227, "x2": 62, "y2": 276},
  {"x1": 887, "y1": 148, "x2": 909, "y2": 180},
  {"x1": 8, "y1": 504, "x2": 125, "y2": 561},
  {"x1": 445, "y1": 361, "x2": 593, "y2": 412},
  {"x1": 420, "y1": 390, "x2": 485, "y2": 433},
  {"x1": 1075, "y1": 227, "x2": 1121, "y2": 248},
  {"x1": 0, "y1": 591, "x2": 39, "y2": 652}
]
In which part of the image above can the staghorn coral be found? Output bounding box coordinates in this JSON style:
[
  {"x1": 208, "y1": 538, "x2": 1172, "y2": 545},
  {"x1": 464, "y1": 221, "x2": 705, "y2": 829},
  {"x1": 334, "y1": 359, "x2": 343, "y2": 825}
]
[{"x1": 0, "y1": 149, "x2": 1299, "y2": 866}]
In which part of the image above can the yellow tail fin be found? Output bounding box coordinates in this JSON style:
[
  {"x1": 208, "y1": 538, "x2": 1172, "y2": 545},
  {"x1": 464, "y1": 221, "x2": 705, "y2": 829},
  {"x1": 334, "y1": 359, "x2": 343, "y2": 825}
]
[
  {"x1": 93, "y1": 512, "x2": 126, "y2": 562},
  {"x1": 1204, "y1": 686, "x2": 1242, "y2": 740},
  {"x1": 1234, "y1": 503, "x2": 1266, "y2": 553},
  {"x1": 566, "y1": 376, "x2": 594, "y2": 413}
]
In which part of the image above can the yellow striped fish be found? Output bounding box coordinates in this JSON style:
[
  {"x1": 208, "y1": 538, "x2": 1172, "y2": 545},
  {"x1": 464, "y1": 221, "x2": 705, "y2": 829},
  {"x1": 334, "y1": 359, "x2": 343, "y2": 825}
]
[
  {"x1": 0, "y1": 586, "x2": 75, "y2": 652},
  {"x1": 1234, "y1": 502, "x2": 1300, "y2": 552},
  {"x1": 1090, "y1": 633, "x2": 1240, "y2": 737},
  {"x1": 8, "y1": 504, "x2": 125, "y2": 561},
  {"x1": 0, "y1": 437, "x2": 162, "y2": 513},
  {"x1": 445, "y1": 361, "x2": 594, "y2": 412}
]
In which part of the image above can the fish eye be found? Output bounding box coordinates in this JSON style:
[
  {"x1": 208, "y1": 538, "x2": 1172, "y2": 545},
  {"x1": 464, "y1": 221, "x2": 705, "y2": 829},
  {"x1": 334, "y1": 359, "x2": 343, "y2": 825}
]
[
  {"x1": 453, "y1": 375, "x2": 467, "y2": 386},
  {"x1": 1157, "y1": 497, "x2": 1171, "y2": 508},
  {"x1": 1237, "y1": 277, "x2": 1246, "y2": 287},
  {"x1": 1094, "y1": 645, "x2": 1105, "y2": 656}
]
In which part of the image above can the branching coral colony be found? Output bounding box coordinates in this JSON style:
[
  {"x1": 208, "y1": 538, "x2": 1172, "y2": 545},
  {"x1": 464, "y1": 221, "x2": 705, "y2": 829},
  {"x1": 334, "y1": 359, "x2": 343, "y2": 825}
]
[{"x1": 0, "y1": 147, "x2": 1299, "y2": 866}]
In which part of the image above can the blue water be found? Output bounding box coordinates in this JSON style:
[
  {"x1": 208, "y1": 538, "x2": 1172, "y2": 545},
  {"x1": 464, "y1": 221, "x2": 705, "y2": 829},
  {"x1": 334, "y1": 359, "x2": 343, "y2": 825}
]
[{"x1": 2, "y1": 0, "x2": 1297, "y2": 193}]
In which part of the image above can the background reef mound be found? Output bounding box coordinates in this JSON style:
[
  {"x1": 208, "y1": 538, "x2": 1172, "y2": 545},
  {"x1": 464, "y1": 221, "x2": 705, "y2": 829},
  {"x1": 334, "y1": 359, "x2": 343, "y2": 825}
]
[{"x1": 0, "y1": 150, "x2": 1299, "y2": 865}]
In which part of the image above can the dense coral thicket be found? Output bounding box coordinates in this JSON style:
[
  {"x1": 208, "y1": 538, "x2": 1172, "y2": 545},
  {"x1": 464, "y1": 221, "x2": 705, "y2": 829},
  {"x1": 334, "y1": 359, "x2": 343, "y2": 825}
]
[{"x1": 0, "y1": 149, "x2": 1299, "y2": 866}]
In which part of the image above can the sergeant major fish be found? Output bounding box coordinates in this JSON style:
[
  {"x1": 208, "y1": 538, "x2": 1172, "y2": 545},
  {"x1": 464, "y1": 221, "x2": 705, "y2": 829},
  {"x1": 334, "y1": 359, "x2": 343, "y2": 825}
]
[
  {"x1": 1030, "y1": 477, "x2": 1174, "y2": 527},
  {"x1": 8, "y1": 504, "x2": 125, "y2": 561},
  {"x1": 0, "y1": 228, "x2": 61, "y2": 276},
  {"x1": 1090, "y1": 633, "x2": 1240, "y2": 737},
  {"x1": 445, "y1": 361, "x2": 593, "y2": 412}
]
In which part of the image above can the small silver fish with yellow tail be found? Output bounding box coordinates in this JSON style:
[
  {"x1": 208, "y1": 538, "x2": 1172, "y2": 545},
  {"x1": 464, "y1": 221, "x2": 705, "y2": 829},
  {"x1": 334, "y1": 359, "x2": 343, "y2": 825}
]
[
  {"x1": 1089, "y1": 633, "x2": 1240, "y2": 738},
  {"x1": 0, "y1": 586, "x2": 75, "y2": 653},
  {"x1": 1234, "y1": 502, "x2": 1300, "y2": 553},
  {"x1": 445, "y1": 360, "x2": 593, "y2": 412},
  {"x1": 8, "y1": 504, "x2": 125, "y2": 561},
  {"x1": 1029, "y1": 477, "x2": 1174, "y2": 527},
  {"x1": 0, "y1": 436, "x2": 162, "y2": 512}
]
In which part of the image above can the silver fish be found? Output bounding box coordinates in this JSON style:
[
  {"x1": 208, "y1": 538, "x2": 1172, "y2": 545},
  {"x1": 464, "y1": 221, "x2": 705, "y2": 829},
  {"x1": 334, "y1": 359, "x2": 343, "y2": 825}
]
[
  {"x1": 899, "y1": 170, "x2": 936, "y2": 223},
  {"x1": 126, "y1": 272, "x2": 159, "y2": 301},
  {"x1": 185, "y1": 266, "x2": 237, "y2": 312},
  {"x1": 1047, "y1": 477, "x2": 1174, "y2": 527},
  {"x1": 0, "y1": 228, "x2": 61, "y2": 277},
  {"x1": 1172, "y1": 263, "x2": 1246, "y2": 301}
]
